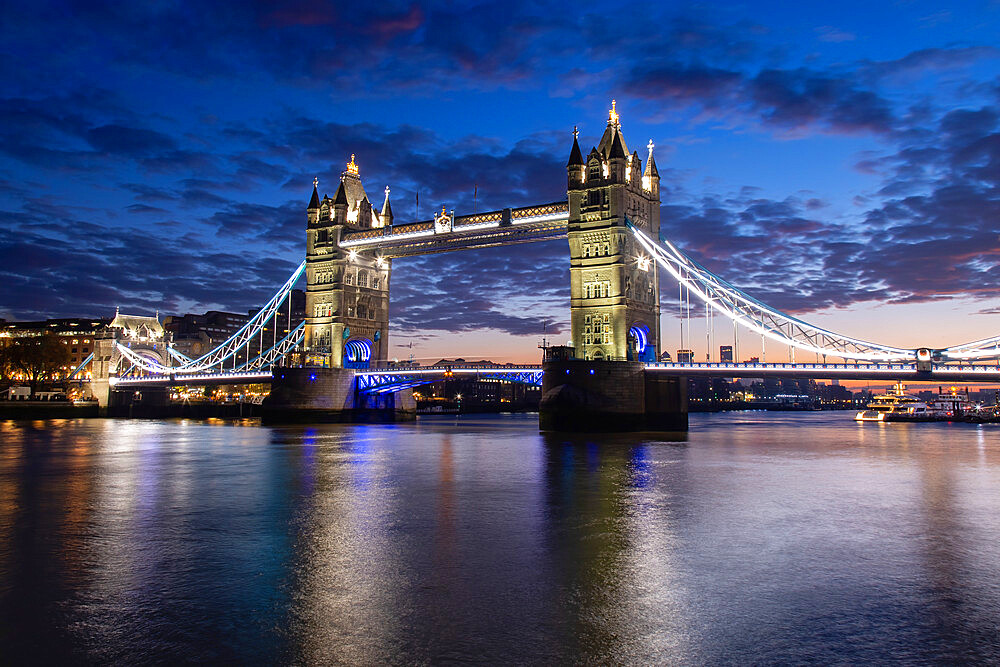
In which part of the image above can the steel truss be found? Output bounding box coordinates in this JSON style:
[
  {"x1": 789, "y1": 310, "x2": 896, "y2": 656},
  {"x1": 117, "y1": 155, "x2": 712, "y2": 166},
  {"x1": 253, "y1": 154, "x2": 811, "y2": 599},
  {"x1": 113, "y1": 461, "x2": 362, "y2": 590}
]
[
  {"x1": 355, "y1": 368, "x2": 544, "y2": 395},
  {"x1": 115, "y1": 260, "x2": 306, "y2": 375},
  {"x1": 631, "y1": 224, "x2": 1000, "y2": 362}
]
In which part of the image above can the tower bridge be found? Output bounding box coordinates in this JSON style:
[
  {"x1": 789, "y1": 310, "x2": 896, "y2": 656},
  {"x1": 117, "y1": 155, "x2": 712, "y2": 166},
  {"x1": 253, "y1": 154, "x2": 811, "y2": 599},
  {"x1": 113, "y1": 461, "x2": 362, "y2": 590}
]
[{"x1": 91, "y1": 102, "x2": 1000, "y2": 428}]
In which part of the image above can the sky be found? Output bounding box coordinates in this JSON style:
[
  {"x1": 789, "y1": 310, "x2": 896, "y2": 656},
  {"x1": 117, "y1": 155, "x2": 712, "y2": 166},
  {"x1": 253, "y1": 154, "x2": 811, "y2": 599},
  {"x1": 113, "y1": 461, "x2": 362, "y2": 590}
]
[{"x1": 1, "y1": 0, "x2": 999, "y2": 364}]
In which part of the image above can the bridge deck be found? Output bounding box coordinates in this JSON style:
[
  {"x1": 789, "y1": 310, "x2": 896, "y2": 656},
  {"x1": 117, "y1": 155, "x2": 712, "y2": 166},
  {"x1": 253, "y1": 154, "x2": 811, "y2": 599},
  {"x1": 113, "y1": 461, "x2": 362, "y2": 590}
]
[
  {"x1": 109, "y1": 361, "x2": 1000, "y2": 388},
  {"x1": 645, "y1": 361, "x2": 1000, "y2": 382}
]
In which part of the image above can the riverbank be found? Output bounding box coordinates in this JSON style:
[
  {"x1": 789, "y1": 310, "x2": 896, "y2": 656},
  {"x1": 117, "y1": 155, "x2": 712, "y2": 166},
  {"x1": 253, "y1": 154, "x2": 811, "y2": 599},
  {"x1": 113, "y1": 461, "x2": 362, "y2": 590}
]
[{"x1": 0, "y1": 401, "x2": 100, "y2": 419}]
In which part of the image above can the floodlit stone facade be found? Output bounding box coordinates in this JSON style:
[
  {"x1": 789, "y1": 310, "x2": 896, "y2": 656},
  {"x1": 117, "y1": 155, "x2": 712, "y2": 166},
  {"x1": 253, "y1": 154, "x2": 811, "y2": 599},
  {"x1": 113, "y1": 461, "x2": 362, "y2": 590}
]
[
  {"x1": 566, "y1": 102, "x2": 662, "y2": 361},
  {"x1": 303, "y1": 157, "x2": 392, "y2": 369}
]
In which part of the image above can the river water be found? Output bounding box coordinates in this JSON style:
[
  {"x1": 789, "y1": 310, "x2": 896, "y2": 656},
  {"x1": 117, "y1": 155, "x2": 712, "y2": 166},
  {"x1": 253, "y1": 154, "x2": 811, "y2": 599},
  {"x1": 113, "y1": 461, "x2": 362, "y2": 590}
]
[{"x1": 1, "y1": 412, "x2": 998, "y2": 664}]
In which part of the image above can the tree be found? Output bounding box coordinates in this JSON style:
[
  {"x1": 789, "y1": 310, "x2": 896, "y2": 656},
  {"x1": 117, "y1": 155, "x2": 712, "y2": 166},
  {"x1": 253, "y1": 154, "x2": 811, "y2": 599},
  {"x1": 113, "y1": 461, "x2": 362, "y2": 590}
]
[
  {"x1": 0, "y1": 343, "x2": 14, "y2": 388},
  {"x1": 4, "y1": 334, "x2": 70, "y2": 395}
]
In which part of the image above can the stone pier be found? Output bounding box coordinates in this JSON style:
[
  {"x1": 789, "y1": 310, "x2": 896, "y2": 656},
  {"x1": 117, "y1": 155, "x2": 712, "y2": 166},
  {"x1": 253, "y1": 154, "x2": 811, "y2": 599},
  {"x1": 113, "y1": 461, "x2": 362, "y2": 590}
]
[
  {"x1": 539, "y1": 356, "x2": 686, "y2": 432},
  {"x1": 261, "y1": 367, "x2": 415, "y2": 424}
]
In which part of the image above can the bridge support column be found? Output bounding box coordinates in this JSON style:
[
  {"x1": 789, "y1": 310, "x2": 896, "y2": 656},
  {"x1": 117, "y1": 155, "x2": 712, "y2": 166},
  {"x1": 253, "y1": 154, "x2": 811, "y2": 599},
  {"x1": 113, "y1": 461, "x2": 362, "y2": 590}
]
[
  {"x1": 106, "y1": 386, "x2": 169, "y2": 418},
  {"x1": 539, "y1": 358, "x2": 687, "y2": 432},
  {"x1": 262, "y1": 367, "x2": 415, "y2": 424}
]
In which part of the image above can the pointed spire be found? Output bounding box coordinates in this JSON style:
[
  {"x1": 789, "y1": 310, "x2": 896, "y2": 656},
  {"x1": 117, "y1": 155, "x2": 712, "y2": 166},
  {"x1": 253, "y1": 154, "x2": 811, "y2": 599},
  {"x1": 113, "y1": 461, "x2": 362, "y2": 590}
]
[
  {"x1": 346, "y1": 154, "x2": 359, "y2": 175},
  {"x1": 381, "y1": 185, "x2": 393, "y2": 222},
  {"x1": 567, "y1": 126, "x2": 584, "y2": 167},
  {"x1": 333, "y1": 179, "x2": 348, "y2": 206},
  {"x1": 644, "y1": 139, "x2": 659, "y2": 177},
  {"x1": 609, "y1": 130, "x2": 626, "y2": 159},
  {"x1": 308, "y1": 177, "x2": 320, "y2": 209},
  {"x1": 608, "y1": 99, "x2": 619, "y2": 127}
]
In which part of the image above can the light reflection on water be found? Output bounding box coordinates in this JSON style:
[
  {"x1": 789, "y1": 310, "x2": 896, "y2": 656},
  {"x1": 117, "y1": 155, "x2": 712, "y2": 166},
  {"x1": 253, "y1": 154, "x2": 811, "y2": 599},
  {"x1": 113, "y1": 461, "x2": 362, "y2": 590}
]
[{"x1": 1, "y1": 413, "x2": 999, "y2": 663}]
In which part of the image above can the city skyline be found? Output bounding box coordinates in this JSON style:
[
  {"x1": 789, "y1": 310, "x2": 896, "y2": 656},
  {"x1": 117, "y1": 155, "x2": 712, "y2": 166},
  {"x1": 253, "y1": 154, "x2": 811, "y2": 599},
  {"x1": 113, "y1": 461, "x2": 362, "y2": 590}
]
[{"x1": 2, "y1": 1, "x2": 999, "y2": 363}]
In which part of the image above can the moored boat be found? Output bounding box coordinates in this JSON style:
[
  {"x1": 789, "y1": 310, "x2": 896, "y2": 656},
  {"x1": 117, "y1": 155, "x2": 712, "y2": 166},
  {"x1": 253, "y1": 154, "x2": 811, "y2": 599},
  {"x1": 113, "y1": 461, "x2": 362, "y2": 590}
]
[{"x1": 855, "y1": 383, "x2": 931, "y2": 422}]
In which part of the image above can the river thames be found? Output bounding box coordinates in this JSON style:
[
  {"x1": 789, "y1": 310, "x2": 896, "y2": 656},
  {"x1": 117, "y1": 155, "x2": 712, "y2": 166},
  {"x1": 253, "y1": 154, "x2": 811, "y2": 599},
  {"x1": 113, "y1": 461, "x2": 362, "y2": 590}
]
[{"x1": 1, "y1": 412, "x2": 998, "y2": 664}]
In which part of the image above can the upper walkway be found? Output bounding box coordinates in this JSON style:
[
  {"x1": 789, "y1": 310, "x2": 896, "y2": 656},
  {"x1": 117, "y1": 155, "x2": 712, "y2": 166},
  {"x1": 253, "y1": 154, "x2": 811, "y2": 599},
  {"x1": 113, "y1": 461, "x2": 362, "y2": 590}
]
[{"x1": 338, "y1": 201, "x2": 569, "y2": 257}]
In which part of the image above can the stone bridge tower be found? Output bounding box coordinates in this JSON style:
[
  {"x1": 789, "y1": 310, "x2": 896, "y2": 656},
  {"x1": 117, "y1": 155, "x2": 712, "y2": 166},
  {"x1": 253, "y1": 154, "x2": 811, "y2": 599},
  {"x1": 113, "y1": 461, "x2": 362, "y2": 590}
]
[
  {"x1": 303, "y1": 156, "x2": 392, "y2": 369},
  {"x1": 566, "y1": 102, "x2": 661, "y2": 361}
]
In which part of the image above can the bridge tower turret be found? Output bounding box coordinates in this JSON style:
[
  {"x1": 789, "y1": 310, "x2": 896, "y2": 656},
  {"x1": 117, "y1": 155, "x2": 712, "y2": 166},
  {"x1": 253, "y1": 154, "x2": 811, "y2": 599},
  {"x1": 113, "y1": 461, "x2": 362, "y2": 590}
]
[
  {"x1": 566, "y1": 101, "x2": 661, "y2": 362},
  {"x1": 302, "y1": 155, "x2": 392, "y2": 369}
]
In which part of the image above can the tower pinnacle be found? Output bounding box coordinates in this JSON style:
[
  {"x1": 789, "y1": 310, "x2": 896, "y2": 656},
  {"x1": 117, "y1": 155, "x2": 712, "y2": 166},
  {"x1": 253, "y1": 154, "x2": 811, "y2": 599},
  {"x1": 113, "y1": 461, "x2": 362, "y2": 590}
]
[
  {"x1": 346, "y1": 154, "x2": 359, "y2": 175},
  {"x1": 608, "y1": 99, "x2": 619, "y2": 127},
  {"x1": 308, "y1": 176, "x2": 321, "y2": 209}
]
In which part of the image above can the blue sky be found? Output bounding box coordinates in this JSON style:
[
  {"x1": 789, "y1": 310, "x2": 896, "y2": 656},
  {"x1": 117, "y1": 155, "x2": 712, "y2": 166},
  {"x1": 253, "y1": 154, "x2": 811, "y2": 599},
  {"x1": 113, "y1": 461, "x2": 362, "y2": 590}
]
[{"x1": 2, "y1": 1, "x2": 998, "y2": 362}]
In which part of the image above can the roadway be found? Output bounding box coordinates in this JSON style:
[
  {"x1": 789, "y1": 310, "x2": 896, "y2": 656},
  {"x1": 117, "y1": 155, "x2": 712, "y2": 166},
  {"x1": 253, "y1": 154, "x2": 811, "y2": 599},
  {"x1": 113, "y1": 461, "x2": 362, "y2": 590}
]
[{"x1": 108, "y1": 361, "x2": 1000, "y2": 389}]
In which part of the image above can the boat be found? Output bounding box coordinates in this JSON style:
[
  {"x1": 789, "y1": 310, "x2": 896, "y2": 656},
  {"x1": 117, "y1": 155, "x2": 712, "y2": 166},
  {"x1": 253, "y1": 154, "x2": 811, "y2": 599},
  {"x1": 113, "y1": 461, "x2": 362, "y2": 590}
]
[
  {"x1": 855, "y1": 383, "x2": 932, "y2": 422},
  {"x1": 927, "y1": 386, "x2": 971, "y2": 419}
]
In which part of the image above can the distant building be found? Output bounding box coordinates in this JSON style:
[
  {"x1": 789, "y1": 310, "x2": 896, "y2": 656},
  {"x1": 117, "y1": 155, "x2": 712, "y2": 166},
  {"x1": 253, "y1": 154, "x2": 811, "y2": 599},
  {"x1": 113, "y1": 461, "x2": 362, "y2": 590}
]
[
  {"x1": 719, "y1": 345, "x2": 733, "y2": 363},
  {"x1": 0, "y1": 317, "x2": 110, "y2": 378},
  {"x1": 164, "y1": 310, "x2": 247, "y2": 360},
  {"x1": 163, "y1": 289, "x2": 306, "y2": 363},
  {"x1": 677, "y1": 349, "x2": 694, "y2": 363}
]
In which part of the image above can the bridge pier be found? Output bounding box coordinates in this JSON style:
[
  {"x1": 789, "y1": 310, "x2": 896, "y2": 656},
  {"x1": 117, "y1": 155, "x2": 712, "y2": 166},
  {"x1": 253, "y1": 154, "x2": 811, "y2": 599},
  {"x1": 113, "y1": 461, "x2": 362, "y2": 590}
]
[
  {"x1": 262, "y1": 367, "x2": 415, "y2": 424},
  {"x1": 539, "y1": 353, "x2": 687, "y2": 432},
  {"x1": 106, "y1": 386, "x2": 169, "y2": 418}
]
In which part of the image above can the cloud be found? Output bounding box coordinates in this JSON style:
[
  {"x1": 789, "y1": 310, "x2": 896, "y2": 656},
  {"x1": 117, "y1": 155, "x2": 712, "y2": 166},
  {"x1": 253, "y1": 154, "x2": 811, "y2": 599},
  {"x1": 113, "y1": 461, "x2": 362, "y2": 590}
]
[
  {"x1": 660, "y1": 101, "x2": 1000, "y2": 314},
  {"x1": 815, "y1": 26, "x2": 855, "y2": 43},
  {"x1": 1, "y1": 1, "x2": 998, "y2": 340},
  {"x1": 86, "y1": 125, "x2": 176, "y2": 157}
]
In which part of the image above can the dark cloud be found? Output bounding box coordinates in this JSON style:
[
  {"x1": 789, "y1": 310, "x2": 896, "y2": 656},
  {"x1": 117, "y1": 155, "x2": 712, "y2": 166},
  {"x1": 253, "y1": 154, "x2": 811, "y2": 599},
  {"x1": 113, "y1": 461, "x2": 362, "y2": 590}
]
[
  {"x1": 390, "y1": 240, "x2": 568, "y2": 336},
  {"x1": 86, "y1": 125, "x2": 176, "y2": 157},
  {"x1": 661, "y1": 101, "x2": 1000, "y2": 314},
  {"x1": 627, "y1": 62, "x2": 897, "y2": 135}
]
